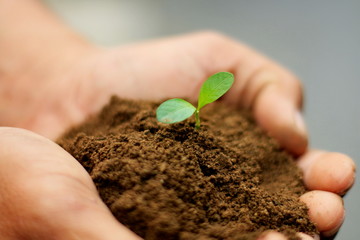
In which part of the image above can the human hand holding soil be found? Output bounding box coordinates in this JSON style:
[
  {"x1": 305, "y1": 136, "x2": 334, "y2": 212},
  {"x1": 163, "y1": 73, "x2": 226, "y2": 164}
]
[{"x1": 0, "y1": 0, "x2": 355, "y2": 239}]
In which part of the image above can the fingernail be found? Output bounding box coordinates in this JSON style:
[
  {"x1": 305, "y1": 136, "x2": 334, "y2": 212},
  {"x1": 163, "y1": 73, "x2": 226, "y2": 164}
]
[
  {"x1": 297, "y1": 232, "x2": 320, "y2": 240},
  {"x1": 339, "y1": 159, "x2": 356, "y2": 196},
  {"x1": 322, "y1": 211, "x2": 345, "y2": 237},
  {"x1": 340, "y1": 171, "x2": 356, "y2": 196},
  {"x1": 294, "y1": 111, "x2": 307, "y2": 138}
]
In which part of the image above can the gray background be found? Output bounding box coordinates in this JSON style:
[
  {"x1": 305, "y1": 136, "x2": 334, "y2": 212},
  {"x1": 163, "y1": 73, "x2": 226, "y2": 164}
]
[{"x1": 43, "y1": 0, "x2": 360, "y2": 239}]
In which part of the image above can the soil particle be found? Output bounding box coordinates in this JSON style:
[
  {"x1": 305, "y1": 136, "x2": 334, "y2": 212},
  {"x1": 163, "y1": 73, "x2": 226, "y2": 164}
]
[{"x1": 58, "y1": 97, "x2": 317, "y2": 240}]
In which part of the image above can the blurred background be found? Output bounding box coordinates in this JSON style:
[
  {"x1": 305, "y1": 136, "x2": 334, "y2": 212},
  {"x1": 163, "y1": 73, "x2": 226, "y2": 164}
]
[{"x1": 43, "y1": 0, "x2": 360, "y2": 239}]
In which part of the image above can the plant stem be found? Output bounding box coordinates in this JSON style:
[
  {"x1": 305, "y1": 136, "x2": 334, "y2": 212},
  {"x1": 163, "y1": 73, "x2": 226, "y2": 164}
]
[{"x1": 195, "y1": 110, "x2": 200, "y2": 129}]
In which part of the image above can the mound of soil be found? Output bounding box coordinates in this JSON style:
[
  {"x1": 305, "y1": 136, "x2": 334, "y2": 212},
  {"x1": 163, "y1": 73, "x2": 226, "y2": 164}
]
[{"x1": 58, "y1": 97, "x2": 317, "y2": 240}]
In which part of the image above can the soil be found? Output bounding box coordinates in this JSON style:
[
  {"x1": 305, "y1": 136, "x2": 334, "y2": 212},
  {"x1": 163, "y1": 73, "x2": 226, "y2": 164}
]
[{"x1": 58, "y1": 96, "x2": 317, "y2": 240}]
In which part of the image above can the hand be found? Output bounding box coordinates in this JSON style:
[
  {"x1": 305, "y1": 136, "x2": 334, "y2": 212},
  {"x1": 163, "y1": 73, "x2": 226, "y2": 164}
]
[
  {"x1": 0, "y1": 127, "x2": 141, "y2": 240},
  {"x1": 1, "y1": 31, "x2": 355, "y2": 239}
]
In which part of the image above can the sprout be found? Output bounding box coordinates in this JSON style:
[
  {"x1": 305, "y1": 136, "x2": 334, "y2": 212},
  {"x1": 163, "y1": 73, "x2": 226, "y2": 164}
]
[{"x1": 156, "y1": 72, "x2": 234, "y2": 129}]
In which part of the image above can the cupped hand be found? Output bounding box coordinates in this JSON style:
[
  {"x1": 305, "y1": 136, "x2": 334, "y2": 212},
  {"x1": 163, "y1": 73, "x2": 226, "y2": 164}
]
[
  {"x1": 1, "y1": 32, "x2": 355, "y2": 239},
  {"x1": 0, "y1": 127, "x2": 141, "y2": 240}
]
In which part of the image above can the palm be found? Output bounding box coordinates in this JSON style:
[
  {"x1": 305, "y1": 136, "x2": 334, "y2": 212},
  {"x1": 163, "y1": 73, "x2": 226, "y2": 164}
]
[{"x1": 0, "y1": 128, "x2": 140, "y2": 239}]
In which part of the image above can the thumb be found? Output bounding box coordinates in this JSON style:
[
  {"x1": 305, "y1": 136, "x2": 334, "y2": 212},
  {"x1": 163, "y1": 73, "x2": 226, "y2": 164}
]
[
  {"x1": 251, "y1": 70, "x2": 307, "y2": 156},
  {"x1": 227, "y1": 66, "x2": 307, "y2": 155},
  {"x1": 0, "y1": 127, "x2": 141, "y2": 240},
  {"x1": 187, "y1": 32, "x2": 307, "y2": 155}
]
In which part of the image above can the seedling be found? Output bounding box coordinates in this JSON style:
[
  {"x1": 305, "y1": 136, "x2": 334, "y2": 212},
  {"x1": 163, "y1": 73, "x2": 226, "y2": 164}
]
[{"x1": 156, "y1": 72, "x2": 234, "y2": 129}]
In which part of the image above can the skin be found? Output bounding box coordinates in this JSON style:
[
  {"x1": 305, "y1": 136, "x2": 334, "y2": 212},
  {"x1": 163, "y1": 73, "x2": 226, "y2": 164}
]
[{"x1": 0, "y1": 0, "x2": 355, "y2": 239}]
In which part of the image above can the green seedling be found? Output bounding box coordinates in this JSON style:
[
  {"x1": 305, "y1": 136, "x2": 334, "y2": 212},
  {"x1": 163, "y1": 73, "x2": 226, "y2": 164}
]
[{"x1": 156, "y1": 72, "x2": 234, "y2": 129}]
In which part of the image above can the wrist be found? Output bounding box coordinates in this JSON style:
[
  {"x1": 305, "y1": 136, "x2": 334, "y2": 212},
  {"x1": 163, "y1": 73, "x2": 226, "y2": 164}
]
[{"x1": 0, "y1": 0, "x2": 101, "y2": 137}]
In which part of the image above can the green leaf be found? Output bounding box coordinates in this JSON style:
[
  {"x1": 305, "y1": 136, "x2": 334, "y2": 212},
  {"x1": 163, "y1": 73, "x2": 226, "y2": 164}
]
[
  {"x1": 156, "y1": 98, "x2": 196, "y2": 124},
  {"x1": 197, "y1": 72, "x2": 234, "y2": 110}
]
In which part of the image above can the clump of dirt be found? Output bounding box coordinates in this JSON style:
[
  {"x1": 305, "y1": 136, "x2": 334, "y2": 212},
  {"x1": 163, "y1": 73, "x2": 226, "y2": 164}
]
[{"x1": 58, "y1": 96, "x2": 317, "y2": 240}]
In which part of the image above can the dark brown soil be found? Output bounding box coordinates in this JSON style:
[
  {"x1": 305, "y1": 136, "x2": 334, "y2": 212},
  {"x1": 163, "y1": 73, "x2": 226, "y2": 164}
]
[{"x1": 58, "y1": 97, "x2": 317, "y2": 240}]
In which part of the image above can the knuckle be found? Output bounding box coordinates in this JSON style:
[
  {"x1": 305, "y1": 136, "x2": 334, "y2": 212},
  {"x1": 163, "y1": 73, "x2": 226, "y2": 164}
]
[
  {"x1": 287, "y1": 71, "x2": 303, "y2": 91},
  {"x1": 262, "y1": 64, "x2": 304, "y2": 107}
]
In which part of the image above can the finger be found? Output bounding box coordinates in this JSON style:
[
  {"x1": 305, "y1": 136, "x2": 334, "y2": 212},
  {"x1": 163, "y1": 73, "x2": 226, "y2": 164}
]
[
  {"x1": 252, "y1": 82, "x2": 306, "y2": 156},
  {"x1": 188, "y1": 32, "x2": 306, "y2": 155},
  {"x1": 297, "y1": 150, "x2": 356, "y2": 195},
  {"x1": 300, "y1": 190, "x2": 345, "y2": 238},
  {"x1": 258, "y1": 231, "x2": 318, "y2": 240},
  {"x1": 0, "y1": 127, "x2": 141, "y2": 240}
]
